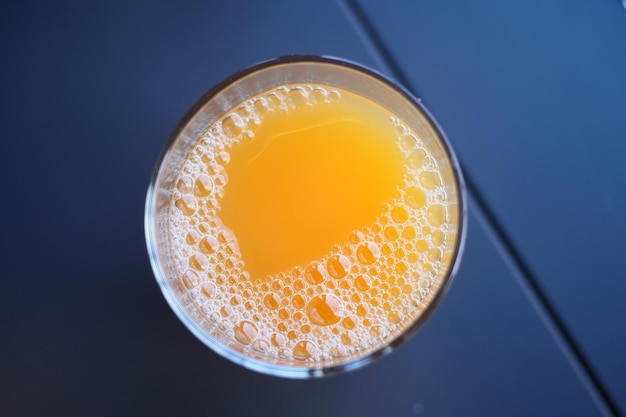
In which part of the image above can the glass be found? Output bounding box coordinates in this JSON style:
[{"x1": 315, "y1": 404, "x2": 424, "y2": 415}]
[{"x1": 145, "y1": 56, "x2": 466, "y2": 378}]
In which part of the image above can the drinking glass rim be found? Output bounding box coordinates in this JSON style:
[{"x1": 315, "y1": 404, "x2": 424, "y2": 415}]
[{"x1": 145, "y1": 55, "x2": 467, "y2": 378}]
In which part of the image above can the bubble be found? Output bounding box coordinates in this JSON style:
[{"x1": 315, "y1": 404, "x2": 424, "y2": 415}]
[
  {"x1": 408, "y1": 148, "x2": 426, "y2": 169},
  {"x1": 391, "y1": 205, "x2": 409, "y2": 223},
  {"x1": 354, "y1": 274, "x2": 372, "y2": 292},
  {"x1": 189, "y1": 253, "x2": 208, "y2": 270},
  {"x1": 293, "y1": 279, "x2": 305, "y2": 291},
  {"x1": 194, "y1": 174, "x2": 214, "y2": 197},
  {"x1": 384, "y1": 226, "x2": 400, "y2": 241},
  {"x1": 356, "y1": 242, "x2": 380, "y2": 265},
  {"x1": 327, "y1": 90, "x2": 341, "y2": 103},
  {"x1": 182, "y1": 270, "x2": 200, "y2": 288},
  {"x1": 266, "y1": 93, "x2": 282, "y2": 111},
  {"x1": 234, "y1": 320, "x2": 258, "y2": 345},
  {"x1": 220, "y1": 305, "x2": 233, "y2": 317},
  {"x1": 264, "y1": 293, "x2": 280, "y2": 310},
  {"x1": 427, "y1": 204, "x2": 446, "y2": 227},
  {"x1": 432, "y1": 229, "x2": 445, "y2": 246},
  {"x1": 221, "y1": 113, "x2": 244, "y2": 138},
  {"x1": 286, "y1": 86, "x2": 309, "y2": 109},
  {"x1": 176, "y1": 176, "x2": 193, "y2": 193},
  {"x1": 388, "y1": 311, "x2": 401, "y2": 324},
  {"x1": 342, "y1": 316, "x2": 357, "y2": 330},
  {"x1": 428, "y1": 248, "x2": 442, "y2": 262},
  {"x1": 201, "y1": 282, "x2": 216, "y2": 298},
  {"x1": 252, "y1": 339, "x2": 270, "y2": 353},
  {"x1": 304, "y1": 262, "x2": 326, "y2": 284},
  {"x1": 186, "y1": 230, "x2": 200, "y2": 245},
  {"x1": 199, "y1": 235, "x2": 219, "y2": 254},
  {"x1": 271, "y1": 332, "x2": 285, "y2": 347},
  {"x1": 306, "y1": 294, "x2": 343, "y2": 326},
  {"x1": 326, "y1": 255, "x2": 350, "y2": 279},
  {"x1": 292, "y1": 294, "x2": 306, "y2": 309},
  {"x1": 175, "y1": 196, "x2": 197, "y2": 216},
  {"x1": 402, "y1": 226, "x2": 417, "y2": 240},
  {"x1": 278, "y1": 308, "x2": 290, "y2": 320},
  {"x1": 419, "y1": 171, "x2": 442, "y2": 190},
  {"x1": 293, "y1": 340, "x2": 317, "y2": 360},
  {"x1": 310, "y1": 87, "x2": 328, "y2": 104},
  {"x1": 404, "y1": 186, "x2": 427, "y2": 209},
  {"x1": 400, "y1": 134, "x2": 418, "y2": 151}
]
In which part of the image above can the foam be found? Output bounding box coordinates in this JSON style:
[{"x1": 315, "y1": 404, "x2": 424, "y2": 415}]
[{"x1": 167, "y1": 85, "x2": 454, "y2": 364}]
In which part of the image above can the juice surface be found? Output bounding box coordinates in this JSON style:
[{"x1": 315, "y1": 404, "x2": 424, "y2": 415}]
[
  {"x1": 168, "y1": 85, "x2": 456, "y2": 364},
  {"x1": 220, "y1": 92, "x2": 403, "y2": 280}
]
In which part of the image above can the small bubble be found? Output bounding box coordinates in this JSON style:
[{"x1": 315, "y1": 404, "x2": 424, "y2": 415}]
[
  {"x1": 388, "y1": 311, "x2": 401, "y2": 324},
  {"x1": 342, "y1": 316, "x2": 357, "y2": 330},
  {"x1": 201, "y1": 282, "x2": 216, "y2": 298},
  {"x1": 403, "y1": 226, "x2": 417, "y2": 240},
  {"x1": 419, "y1": 171, "x2": 442, "y2": 190},
  {"x1": 432, "y1": 229, "x2": 445, "y2": 246},
  {"x1": 310, "y1": 87, "x2": 328, "y2": 104},
  {"x1": 428, "y1": 248, "x2": 442, "y2": 262},
  {"x1": 327, "y1": 90, "x2": 341, "y2": 103},
  {"x1": 194, "y1": 174, "x2": 214, "y2": 197},
  {"x1": 292, "y1": 294, "x2": 306, "y2": 309},
  {"x1": 220, "y1": 305, "x2": 233, "y2": 317},
  {"x1": 216, "y1": 150, "x2": 230, "y2": 165},
  {"x1": 175, "y1": 196, "x2": 197, "y2": 216},
  {"x1": 176, "y1": 176, "x2": 193, "y2": 193},
  {"x1": 234, "y1": 320, "x2": 258, "y2": 345},
  {"x1": 427, "y1": 205, "x2": 446, "y2": 227},
  {"x1": 354, "y1": 274, "x2": 372, "y2": 292},
  {"x1": 221, "y1": 113, "x2": 244, "y2": 138},
  {"x1": 306, "y1": 294, "x2": 343, "y2": 326},
  {"x1": 182, "y1": 270, "x2": 200, "y2": 288},
  {"x1": 293, "y1": 279, "x2": 305, "y2": 291},
  {"x1": 326, "y1": 255, "x2": 351, "y2": 279},
  {"x1": 189, "y1": 253, "x2": 208, "y2": 270},
  {"x1": 252, "y1": 339, "x2": 270, "y2": 353},
  {"x1": 293, "y1": 340, "x2": 317, "y2": 360},
  {"x1": 304, "y1": 262, "x2": 326, "y2": 284},
  {"x1": 186, "y1": 230, "x2": 200, "y2": 245},
  {"x1": 286, "y1": 86, "x2": 309, "y2": 108},
  {"x1": 356, "y1": 242, "x2": 380, "y2": 265},
  {"x1": 400, "y1": 134, "x2": 417, "y2": 151},
  {"x1": 408, "y1": 149, "x2": 426, "y2": 169},
  {"x1": 384, "y1": 226, "x2": 399, "y2": 241},
  {"x1": 271, "y1": 332, "x2": 285, "y2": 347},
  {"x1": 404, "y1": 186, "x2": 427, "y2": 209},
  {"x1": 264, "y1": 293, "x2": 281, "y2": 310},
  {"x1": 391, "y1": 205, "x2": 409, "y2": 223},
  {"x1": 356, "y1": 304, "x2": 367, "y2": 317},
  {"x1": 199, "y1": 235, "x2": 219, "y2": 254},
  {"x1": 266, "y1": 93, "x2": 282, "y2": 111}
]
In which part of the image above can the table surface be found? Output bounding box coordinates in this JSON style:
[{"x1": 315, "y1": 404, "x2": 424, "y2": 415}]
[{"x1": 2, "y1": 1, "x2": 625, "y2": 416}]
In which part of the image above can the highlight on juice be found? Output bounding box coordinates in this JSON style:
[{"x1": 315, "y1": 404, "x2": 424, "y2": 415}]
[{"x1": 145, "y1": 56, "x2": 466, "y2": 377}]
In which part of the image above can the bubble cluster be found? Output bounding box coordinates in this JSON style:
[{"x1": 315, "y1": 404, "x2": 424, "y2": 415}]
[{"x1": 167, "y1": 84, "x2": 455, "y2": 365}]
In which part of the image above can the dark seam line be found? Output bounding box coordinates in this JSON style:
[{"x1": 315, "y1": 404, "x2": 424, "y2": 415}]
[{"x1": 338, "y1": 1, "x2": 622, "y2": 416}]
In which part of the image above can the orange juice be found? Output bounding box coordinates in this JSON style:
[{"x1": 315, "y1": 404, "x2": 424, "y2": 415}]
[{"x1": 166, "y1": 83, "x2": 459, "y2": 366}]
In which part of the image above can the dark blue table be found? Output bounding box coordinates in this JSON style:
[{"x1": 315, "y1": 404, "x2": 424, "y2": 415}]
[{"x1": 2, "y1": 1, "x2": 624, "y2": 416}]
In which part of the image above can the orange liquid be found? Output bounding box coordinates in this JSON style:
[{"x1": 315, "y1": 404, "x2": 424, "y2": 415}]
[{"x1": 169, "y1": 85, "x2": 456, "y2": 364}]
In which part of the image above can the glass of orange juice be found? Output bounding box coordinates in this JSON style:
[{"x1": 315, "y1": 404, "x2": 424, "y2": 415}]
[{"x1": 145, "y1": 56, "x2": 466, "y2": 378}]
